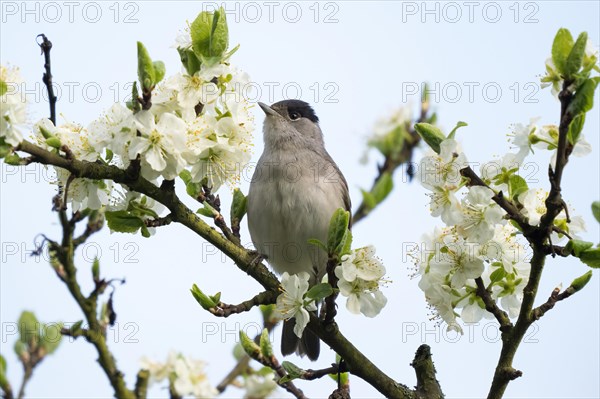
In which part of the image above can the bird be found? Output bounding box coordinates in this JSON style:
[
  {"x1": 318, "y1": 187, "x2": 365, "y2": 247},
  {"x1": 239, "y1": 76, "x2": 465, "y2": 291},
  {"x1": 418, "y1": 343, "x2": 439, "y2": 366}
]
[{"x1": 247, "y1": 100, "x2": 351, "y2": 360}]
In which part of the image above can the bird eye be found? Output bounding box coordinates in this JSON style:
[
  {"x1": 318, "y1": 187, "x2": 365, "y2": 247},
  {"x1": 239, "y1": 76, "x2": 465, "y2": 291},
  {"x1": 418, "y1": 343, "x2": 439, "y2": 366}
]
[{"x1": 289, "y1": 111, "x2": 301, "y2": 120}]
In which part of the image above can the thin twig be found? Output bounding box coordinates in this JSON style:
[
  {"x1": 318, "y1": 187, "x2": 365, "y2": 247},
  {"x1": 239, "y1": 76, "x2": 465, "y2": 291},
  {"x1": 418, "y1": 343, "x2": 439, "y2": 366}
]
[
  {"x1": 16, "y1": 366, "x2": 32, "y2": 399},
  {"x1": 36, "y1": 34, "x2": 57, "y2": 124},
  {"x1": 531, "y1": 285, "x2": 577, "y2": 321},
  {"x1": 475, "y1": 278, "x2": 512, "y2": 330},
  {"x1": 209, "y1": 291, "x2": 278, "y2": 318}
]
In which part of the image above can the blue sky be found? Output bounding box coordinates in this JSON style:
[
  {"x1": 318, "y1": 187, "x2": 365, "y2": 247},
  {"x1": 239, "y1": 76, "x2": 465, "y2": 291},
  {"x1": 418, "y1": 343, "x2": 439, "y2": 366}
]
[{"x1": 1, "y1": 1, "x2": 599, "y2": 398}]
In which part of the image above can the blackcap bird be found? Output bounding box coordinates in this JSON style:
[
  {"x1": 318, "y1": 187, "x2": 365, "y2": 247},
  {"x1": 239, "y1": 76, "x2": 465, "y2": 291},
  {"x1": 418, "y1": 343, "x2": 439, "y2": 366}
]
[{"x1": 247, "y1": 100, "x2": 351, "y2": 360}]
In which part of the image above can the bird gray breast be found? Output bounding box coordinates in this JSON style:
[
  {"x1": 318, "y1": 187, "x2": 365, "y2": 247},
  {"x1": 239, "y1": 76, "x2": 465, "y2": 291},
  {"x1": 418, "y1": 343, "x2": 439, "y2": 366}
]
[{"x1": 247, "y1": 144, "x2": 345, "y2": 283}]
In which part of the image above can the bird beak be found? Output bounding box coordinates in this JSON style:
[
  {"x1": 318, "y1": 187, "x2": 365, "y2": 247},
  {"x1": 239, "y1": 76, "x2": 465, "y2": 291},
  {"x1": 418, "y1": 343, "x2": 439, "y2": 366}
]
[{"x1": 258, "y1": 102, "x2": 278, "y2": 117}]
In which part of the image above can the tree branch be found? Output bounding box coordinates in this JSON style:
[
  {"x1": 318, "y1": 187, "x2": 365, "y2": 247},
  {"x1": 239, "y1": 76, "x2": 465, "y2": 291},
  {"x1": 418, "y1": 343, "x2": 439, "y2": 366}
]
[
  {"x1": 209, "y1": 291, "x2": 278, "y2": 317},
  {"x1": 475, "y1": 278, "x2": 512, "y2": 330},
  {"x1": 531, "y1": 283, "x2": 580, "y2": 321},
  {"x1": 411, "y1": 345, "x2": 443, "y2": 399},
  {"x1": 486, "y1": 79, "x2": 580, "y2": 399},
  {"x1": 50, "y1": 215, "x2": 135, "y2": 398}
]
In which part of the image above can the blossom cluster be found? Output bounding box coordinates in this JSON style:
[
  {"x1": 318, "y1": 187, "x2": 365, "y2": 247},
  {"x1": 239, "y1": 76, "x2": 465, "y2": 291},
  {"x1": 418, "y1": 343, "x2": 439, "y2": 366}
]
[
  {"x1": 415, "y1": 120, "x2": 588, "y2": 333},
  {"x1": 0, "y1": 65, "x2": 27, "y2": 146},
  {"x1": 140, "y1": 351, "x2": 217, "y2": 398},
  {"x1": 273, "y1": 246, "x2": 389, "y2": 339},
  {"x1": 1, "y1": 24, "x2": 254, "y2": 218},
  {"x1": 335, "y1": 245, "x2": 388, "y2": 317}
]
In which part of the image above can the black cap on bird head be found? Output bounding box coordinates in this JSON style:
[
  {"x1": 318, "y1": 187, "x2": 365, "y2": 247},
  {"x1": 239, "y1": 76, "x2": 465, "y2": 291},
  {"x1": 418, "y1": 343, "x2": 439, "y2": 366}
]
[{"x1": 269, "y1": 100, "x2": 319, "y2": 123}]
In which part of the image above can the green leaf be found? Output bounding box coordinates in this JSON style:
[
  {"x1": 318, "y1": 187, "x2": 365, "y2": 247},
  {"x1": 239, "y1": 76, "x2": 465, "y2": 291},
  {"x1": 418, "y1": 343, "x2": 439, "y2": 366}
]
[
  {"x1": 239, "y1": 330, "x2": 261, "y2": 359},
  {"x1": 179, "y1": 170, "x2": 193, "y2": 185},
  {"x1": 18, "y1": 311, "x2": 40, "y2": 346},
  {"x1": 70, "y1": 320, "x2": 84, "y2": 335},
  {"x1": 210, "y1": 292, "x2": 221, "y2": 304},
  {"x1": 552, "y1": 28, "x2": 574, "y2": 74},
  {"x1": 137, "y1": 41, "x2": 155, "y2": 91},
  {"x1": 592, "y1": 201, "x2": 600, "y2": 223},
  {"x1": 565, "y1": 32, "x2": 588, "y2": 77},
  {"x1": 3, "y1": 153, "x2": 22, "y2": 165},
  {"x1": 92, "y1": 257, "x2": 100, "y2": 282},
  {"x1": 197, "y1": 201, "x2": 218, "y2": 218},
  {"x1": 414, "y1": 123, "x2": 445, "y2": 154},
  {"x1": 579, "y1": 247, "x2": 600, "y2": 268},
  {"x1": 570, "y1": 270, "x2": 593, "y2": 292},
  {"x1": 360, "y1": 189, "x2": 377, "y2": 211},
  {"x1": 126, "y1": 81, "x2": 141, "y2": 112},
  {"x1": 14, "y1": 341, "x2": 27, "y2": 359},
  {"x1": 190, "y1": 8, "x2": 229, "y2": 61},
  {"x1": 565, "y1": 239, "x2": 594, "y2": 257},
  {"x1": 190, "y1": 284, "x2": 217, "y2": 310},
  {"x1": 152, "y1": 61, "x2": 166, "y2": 84},
  {"x1": 209, "y1": 9, "x2": 229, "y2": 58},
  {"x1": 489, "y1": 267, "x2": 506, "y2": 283},
  {"x1": 371, "y1": 172, "x2": 393, "y2": 205},
  {"x1": 40, "y1": 322, "x2": 63, "y2": 354},
  {"x1": 197, "y1": 207, "x2": 215, "y2": 218},
  {"x1": 327, "y1": 208, "x2": 350, "y2": 255},
  {"x1": 105, "y1": 149, "x2": 114, "y2": 163},
  {"x1": 305, "y1": 283, "x2": 334, "y2": 302},
  {"x1": 447, "y1": 121, "x2": 468, "y2": 139},
  {"x1": 177, "y1": 47, "x2": 201, "y2": 76},
  {"x1": 105, "y1": 211, "x2": 145, "y2": 234},
  {"x1": 259, "y1": 328, "x2": 273, "y2": 358},
  {"x1": 568, "y1": 113, "x2": 586, "y2": 145},
  {"x1": 280, "y1": 361, "x2": 303, "y2": 383},
  {"x1": 508, "y1": 175, "x2": 528, "y2": 200},
  {"x1": 140, "y1": 224, "x2": 151, "y2": 238},
  {"x1": 231, "y1": 188, "x2": 247, "y2": 223},
  {"x1": 335, "y1": 229, "x2": 353, "y2": 257},
  {"x1": 191, "y1": 11, "x2": 213, "y2": 58},
  {"x1": 567, "y1": 77, "x2": 600, "y2": 116},
  {"x1": 307, "y1": 238, "x2": 328, "y2": 252}
]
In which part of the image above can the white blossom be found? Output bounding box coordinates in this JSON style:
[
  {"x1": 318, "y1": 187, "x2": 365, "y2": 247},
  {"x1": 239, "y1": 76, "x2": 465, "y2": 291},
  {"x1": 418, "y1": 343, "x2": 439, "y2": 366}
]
[
  {"x1": 87, "y1": 103, "x2": 136, "y2": 160},
  {"x1": 519, "y1": 188, "x2": 548, "y2": 226},
  {"x1": 338, "y1": 245, "x2": 385, "y2": 282},
  {"x1": 129, "y1": 111, "x2": 188, "y2": 179},
  {"x1": 243, "y1": 371, "x2": 278, "y2": 399},
  {"x1": 273, "y1": 272, "x2": 316, "y2": 338},
  {"x1": 335, "y1": 267, "x2": 388, "y2": 317},
  {"x1": 457, "y1": 186, "x2": 504, "y2": 243},
  {"x1": 507, "y1": 118, "x2": 540, "y2": 161},
  {"x1": 482, "y1": 224, "x2": 528, "y2": 274},
  {"x1": 141, "y1": 351, "x2": 217, "y2": 398},
  {"x1": 419, "y1": 139, "x2": 468, "y2": 190},
  {"x1": 335, "y1": 246, "x2": 388, "y2": 317}
]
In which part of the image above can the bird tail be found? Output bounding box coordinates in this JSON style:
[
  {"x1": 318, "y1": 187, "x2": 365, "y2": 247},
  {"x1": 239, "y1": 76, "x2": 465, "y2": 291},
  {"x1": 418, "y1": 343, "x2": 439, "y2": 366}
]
[{"x1": 281, "y1": 314, "x2": 320, "y2": 361}]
